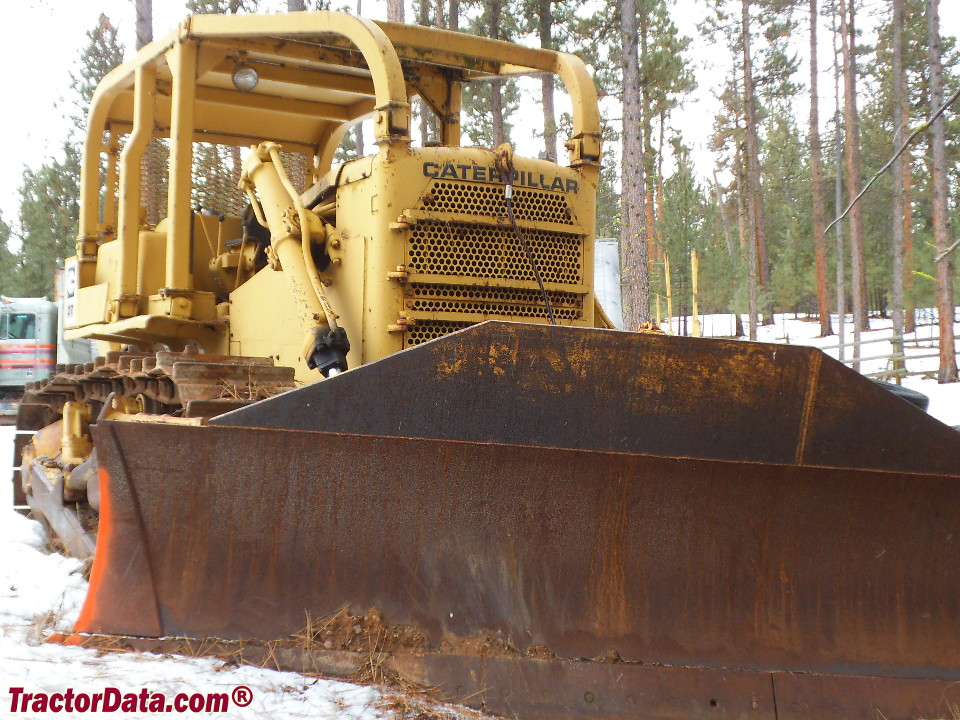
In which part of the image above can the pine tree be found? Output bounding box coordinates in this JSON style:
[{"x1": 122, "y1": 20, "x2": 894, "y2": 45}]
[
  {"x1": 14, "y1": 15, "x2": 124, "y2": 299},
  {"x1": 620, "y1": 0, "x2": 650, "y2": 328},
  {"x1": 460, "y1": 0, "x2": 519, "y2": 147},
  {"x1": 741, "y1": 0, "x2": 773, "y2": 325},
  {"x1": 136, "y1": 0, "x2": 153, "y2": 48},
  {"x1": 187, "y1": 0, "x2": 255, "y2": 13},
  {"x1": 595, "y1": 144, "x2": 622, "y2": 240},
  {"x1": 839, "y1": 0, "x2": 868, "y2": 350},
  {"x1": 533, "y1": 0, "x2": 560, "y2": 161},
  {"x1": 69, "y1": 15, "x2": 125, "y2": 130},
  {"x1": 926, "y1": 0, "x2": 957, "y2": 382},
  {"x1": 810, "y1": 0, "x2": 832, "y2": 336},
  {"x1": 711, "y1": 171, "x2": 745, "y2": 336},
  {"x1": 891, "y1": 0, "x2": 907, "y2": 370},
  {"x1": 15, "y1": 145, "x2": 82, "y2": 297},
  {"x1": 702, "y1": 2, "x2": 752, "y2": 332},
  {"x1": 386, "y1": 0, "x2": 404, "y2": 21},
  {"x1": 661, "y1": 142, "x2": 708, "y2": 333},
  {"x1": 0, "y1": 213, "x2": 17, "y2": 295},
  {"x1": 638, "y1": 0, "x2": 694, "y2": 263}
]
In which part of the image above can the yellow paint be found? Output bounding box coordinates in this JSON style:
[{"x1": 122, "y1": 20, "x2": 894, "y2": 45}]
[
  {"x1": 691, "y1": 249, "x2": 700, "y2": 338},
  {"x1": 61, "y1": 402, "x2": 93, "y2": 466},
  {"x1": 66, "y1": 10, "x2": 602, "y2": 378}
]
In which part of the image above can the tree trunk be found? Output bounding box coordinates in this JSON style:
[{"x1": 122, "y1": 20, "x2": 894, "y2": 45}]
[
  {"x1": 416, "y1": 0, "x2": 436, "y2": 144},
  {"x1": 810, "y1": 0, "x2": 832, "y2": 337},
  {"x1": 741, "y1": 0, "x2": 773, "y2": 325},
  {"x1": 904, "y1": 164, "x2": 915, "y2": 332},
  {"x1": 135, "y1": 0, "x2": 152, "y2": 49},
  {"x1": 640, "y1": 9, "x2": 657, "y2": 265},
  {"x1": 287, "y1": 0, "x2": 306, "y2": 10},
  {"x1": 538, "y1": 0, "x2": 557, "y2": 162},
  {"x1": 136, "y1": 0, "x2": 162, "y2": 227},
  {"x1": 831, "y1": 0, "x2": 846, "y2": 362},
  {"x1": 620, "y1": 0, "x2": 650, "y2": 328},
  {"x1": 713, "y1": 171, "x2": 745, "y2": 337},
  {"x1": 738, "y1": 146, "x2": 757, "y2": 341},
  {"x1": 891, "y1": 0, "x2": 906, "y2": 375},
  {"x1": 839, "y1": 0, "x2": 868, "y2": 348},
  {"x1": 657, "y1": 110, "x2": 666, "y2": 262},
  {"x1": 353, "y1": 0, "x2": 365, "y2": 154},
  {"x1": 447, "y1": 0, "x2": 459, "y2": 29},
  {"x1": 926, "y1": 0, "x2": 958, "y2": 382},
  {"x1": 387, "y1": 0, "x2": 404, "y2": 22},
  {"x1": 489, "y1": 0, "x2": 506, "y2": 147}
]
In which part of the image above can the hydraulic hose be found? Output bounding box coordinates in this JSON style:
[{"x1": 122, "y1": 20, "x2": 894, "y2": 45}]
[
  {"x1": 265, "y1": 144, "x2": 340, "y2": 334},
  {"x1": 240, "y1": 143, "x2": 349, "y2": 376}
]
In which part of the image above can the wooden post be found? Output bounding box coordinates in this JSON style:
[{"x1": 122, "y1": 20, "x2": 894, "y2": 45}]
[
  {"x1": 691, "y1": 249, "x2": 701, "y2": 337},
  {"x1": 656, "y1": 294, "x2": 662, "y2": 325},
  {"x1": 664, "y1": 253, "x2": 673, "y2": 335}
]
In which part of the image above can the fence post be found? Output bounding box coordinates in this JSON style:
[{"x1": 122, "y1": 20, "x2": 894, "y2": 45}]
[
  {"x1": 664, "y1": 253, "x2": 673, "y2": 335},
  {"x1": 691, "y1": 250, "x2": 701, "y2": 338},
  {"x1": 891, "y1": 331, "x2": 905, "y2": 384}
]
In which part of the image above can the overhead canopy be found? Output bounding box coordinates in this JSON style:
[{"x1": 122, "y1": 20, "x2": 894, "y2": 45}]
[
  {"x1": 86, "y1": 11, "x2": 600, "y2": 153},
  {"x1": 78, "y1": 11, "x2": 601, "y2": 245}
]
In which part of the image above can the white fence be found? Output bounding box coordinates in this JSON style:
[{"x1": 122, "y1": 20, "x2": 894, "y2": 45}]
[{"x1": 662, "y1": 309, "x2": 958, "y2": 383}]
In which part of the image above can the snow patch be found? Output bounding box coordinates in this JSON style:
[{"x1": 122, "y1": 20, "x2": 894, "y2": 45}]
[{"x1": 0, "y1": 502, "x2": 393, "y2": 719}]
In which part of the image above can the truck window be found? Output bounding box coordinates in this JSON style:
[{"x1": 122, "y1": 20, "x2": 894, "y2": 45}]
[{"x1": 1, "y1": 313, "x2": 36, "y2": 340}]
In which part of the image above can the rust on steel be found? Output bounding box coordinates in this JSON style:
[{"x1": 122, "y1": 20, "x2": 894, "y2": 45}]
[
  {"x1": 84, "y1": 421, "x2": 960, "y2": 673},
  {"x1": 211, "y1": 321, "x2": 960, "y2": 476},
  {"x1": 77, "y1": 322, "x2": 960, "y2": 718},
  {"x1": 55, "y1": 634, "x2": 960, "y2": 720}
]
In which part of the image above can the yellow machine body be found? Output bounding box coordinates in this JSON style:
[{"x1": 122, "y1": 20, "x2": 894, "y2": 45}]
[{"x1": 62, "y1": 11, "x2": 603, "y2": 381}]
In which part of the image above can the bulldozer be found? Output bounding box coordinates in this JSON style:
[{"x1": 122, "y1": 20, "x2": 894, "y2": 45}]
[{"x1": 14, "y1": 10, "x2": 960, "y2": 719}]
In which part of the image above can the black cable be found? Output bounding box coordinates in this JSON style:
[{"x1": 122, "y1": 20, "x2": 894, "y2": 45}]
[
  {"x1": 824, "y1": 84, "x2": 960, "y2": 236},
  {"x1": 504, "y1": 183, "x2": 557, "y2": 325}
]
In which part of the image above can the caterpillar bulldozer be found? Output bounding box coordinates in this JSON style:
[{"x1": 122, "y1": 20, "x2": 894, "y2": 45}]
[{"x1": 14, "y1": 10, "x2": 960, "y2": 719}]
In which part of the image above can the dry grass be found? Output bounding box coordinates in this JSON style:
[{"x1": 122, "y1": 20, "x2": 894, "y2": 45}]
[
  {"x1": 82, "y1": 634, "x2": 133, "y2": 658},
  {"x1": 290, "y1": 607, "x2": 350, "y2": 650},
  {"x1": 914, "y1": 698, "x2": 960, "y2": 720},
  {"x1": 216, "y1": 378, "x2": 287, "y2": 402},
  {"x1": 379, "y1": 689, "x2": 492, "y2": 720},
  {"x1": 74, "y1": 557, "x2": 94, "y2": 582},
  {"x1": 350, "y1": 628, "x2": 394, "y2": 686},
  {"x1": 25, "y1": 607, "x2": 63, "y2": 646},
  {"x1": 63, "y1": 612, "x2": 515, "y2": 720}
]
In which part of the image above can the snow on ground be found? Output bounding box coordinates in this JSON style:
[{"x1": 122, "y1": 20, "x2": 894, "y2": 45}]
[
  {"x1": 665, "y1": 311, "x2": 960, "y2": 427},
  {"x1": 0, "y1": 499, "x2": 392, "y2": 719},
  {"x1": 0, "y1": 437, "x2": 464, "y2": 718},
  {"x1": 1, "y1": 314, "x2": 959, "y2": 718}
]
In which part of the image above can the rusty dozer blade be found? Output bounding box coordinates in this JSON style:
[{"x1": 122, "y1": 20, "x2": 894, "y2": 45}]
[{"x1": 79, "y1": 322, "x2": 960, "y2": 719}]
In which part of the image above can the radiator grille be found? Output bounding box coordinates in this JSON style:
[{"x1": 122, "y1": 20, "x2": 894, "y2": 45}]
[
  {"x1": 404, "y1": 175, "x2": 586, "y2": 347},
  {"x1": 407, "y1": 222, "x2": 582, "y2": 284},
  {"x1": 409, "y1": 283, "x2": 582, "y2": 321},
  {"x1": 424, "y1": 181, "x2": 575, "y2": 225},
  {"x1": 404, "y1": 320, "x2": 472, "y2": 347}
]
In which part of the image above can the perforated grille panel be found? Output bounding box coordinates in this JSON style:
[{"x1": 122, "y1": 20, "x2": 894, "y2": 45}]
[
  {"x1": 409, "y1": 283, "x2": 582, "y2": 321},
  {"x1": 408, "y1": 222, "x2": 582, "y2": 284},
  {"x1": 403, "y1": 173, "x2": 588, "y2": 347},
  {"x1": 405, "y1": 320, "x2": 472, "y2": 347},
  {"x1": 424, "y1": 181, "x2": 575, "y2": 225}
]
